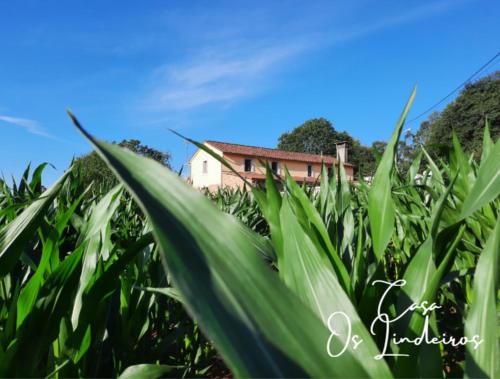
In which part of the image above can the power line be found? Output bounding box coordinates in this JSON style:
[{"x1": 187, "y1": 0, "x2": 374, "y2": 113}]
[{"x1": 407, "y1": 50, "x2": 500, "y2": 124}]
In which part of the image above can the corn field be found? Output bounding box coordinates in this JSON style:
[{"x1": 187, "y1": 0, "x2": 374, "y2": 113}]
[{"x1": 0, "y1": 91, "x2": 499, "y2": 378}]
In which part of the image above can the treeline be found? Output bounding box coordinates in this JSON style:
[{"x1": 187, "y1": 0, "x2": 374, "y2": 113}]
[{"x1": 277, "y1": 71, "x2": 500, "y2": 177}]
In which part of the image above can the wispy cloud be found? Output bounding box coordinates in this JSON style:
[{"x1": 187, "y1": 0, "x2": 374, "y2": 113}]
[
  {"x1": 0, "y1": 115, "x2": 55, "y2": 139},
  {"x1": 143, "y1": 42, "x2": 307, "y2": 111}
]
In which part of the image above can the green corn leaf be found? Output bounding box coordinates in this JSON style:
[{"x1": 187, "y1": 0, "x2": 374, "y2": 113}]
[
  {"x1": 252, "y1": 164, "x2": 283, "y2": 262},
  {"x1": 16, "y1": 228, "x2": 57, "y2": 328},
  {"x1": 393, "y1": 223, "x2": 465, "y2": 378},
  {"x1": 284, "y1": 168, "x2": 352, "y2": 297},
  {"x1": 136, "y1": 286, "x2": 183, "y2": 303},
  {"x1": 408, "y1": 151, "x2": 422, "y2": 183},
  {"x1": 1, "y1": 281, "x2": 20, "y2": 349},
  {"x1": 28, "y1": 162, "x2": 49, "y2": 195},
  {"x1": 319, "y1": 164, "x2": 331, "y2": 219},
  {"x1": 452, "y1": 133, "x2": 473, "y2": 183},
  {"x1": 119, "y1": 364, "x2": 179, "y2": 379},
  {"x1": 421, "y1": 147, "x2": 445, "y2": 191},
  {"x1": 17, "y1": 163, "x2": 31, "y2": 195},
  {"x1": 71, "y1": 184, "x2": 123, "y2": 329},
  {"x1": 279, "y1": 197, "x2": 392, "y2": 378},
  {"x1": 464, "y1": 217, "x2": 500, "y2": 379},
  {"x1": 337, "y1": 162, "x2": 355, "y2": 256},
  {"x1": 368, "y1": 88, "x2": 416, "y2": 260},
  {"x1": 460, "y1": 138, "x2": 500, "y2": 219},
  {"x1": 351, "y1": 209, "x2": 367, "y2": 297},
  {"x1": 337, "y1": 160, "x2": 351, "y2": 215},
  {"x1": 480, "y1": 120, "x2": 493, "y2": 165}
]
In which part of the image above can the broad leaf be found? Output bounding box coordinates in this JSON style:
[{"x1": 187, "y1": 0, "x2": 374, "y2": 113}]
[
  {"x1": 119, "y1": 364, "x2": 179, "y2": 379},
  {"x1": 464, "y1": 217, "x2": 500, "y2": 378},
  {"x1": 368, "y1": 88, "x2": 416, "y2": 260},
  {"x1": 460, "y1": 139, "x2": 500, "y2": 219}
]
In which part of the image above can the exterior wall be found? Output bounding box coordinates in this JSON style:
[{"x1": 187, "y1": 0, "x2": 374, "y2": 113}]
[
  {"x1": 276, "y1": 160, "x2": 322, "y2": 179},
  {"x1": 221, "y1": 154, "x2": 249, "y2": 189},
  {"x1": 189, "y1": 145, "x2": 222, "y2": 189},
  {"x1": 191, "y1": 148, "x2": 355, "y2": 191},
  {"x1": 222, "y1": 153, "x2": 326, "y2": 178},
  {"x1": 221, "y1": 172, "x2": 247, "y2": 189},
  {"x1": 221, "y1": 153, "x2": 354, "y2": 182}
]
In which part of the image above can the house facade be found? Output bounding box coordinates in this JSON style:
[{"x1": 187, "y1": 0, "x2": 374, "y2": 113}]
[{"x1": 189, "y1": 141, "x2": 354, "y2": 191}]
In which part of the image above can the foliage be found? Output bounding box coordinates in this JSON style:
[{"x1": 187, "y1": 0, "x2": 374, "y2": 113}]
[
  {"x1": 205, "y1": 186, "x2": 269, "y2": 236},
  {"x1": 276, "y1": 117, "x2": 384, "y2": 178},
  {"x1": 417, "y1": 71, "x2": 500, "y2": 159},
  {"x1": 277, "y1": 118, "x2": 340, "y2": 155},
  {"x1": 0, "y1": 165, "x2": 217, "y2": 378},
  {"x1": 74, "y1": 139, "x2": 171, "y2": 191},
  {"x1": 0, "y1": 95, "x2": 499, "y2": 378}
]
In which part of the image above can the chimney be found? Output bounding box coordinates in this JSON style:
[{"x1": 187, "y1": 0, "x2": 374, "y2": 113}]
[{"x1": 336, "y1": 142, "x2": 348, "y2": 163}]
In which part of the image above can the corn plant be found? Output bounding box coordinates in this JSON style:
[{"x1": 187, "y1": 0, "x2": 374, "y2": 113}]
[{"x1": 0, "y1": 90, "x2": 498, "y2": 378}]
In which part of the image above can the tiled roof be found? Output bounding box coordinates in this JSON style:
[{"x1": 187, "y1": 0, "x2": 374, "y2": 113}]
[{"x1": 205, "y1": 140, "x2": 353, "y2": 166}]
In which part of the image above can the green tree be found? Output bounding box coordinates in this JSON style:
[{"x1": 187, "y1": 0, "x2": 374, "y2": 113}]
[
  {"x1": 277, "y1": 118, "x2": 378, "y2": 177},
  {"x1": 419, "y1": 71, "x2": 500, "y2": 158},
  {"x1": 75, "y1": 139, "x2": 171, "y2": 189},
  {"x1": 277, "y1": 118, "x2": 338, "y2": 155},
  {"x1": 350, "y1": 144, "x2": 377, "y2": 178}
]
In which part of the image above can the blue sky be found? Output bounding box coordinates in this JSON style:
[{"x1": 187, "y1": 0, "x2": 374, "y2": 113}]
[{"x1": 1, "y1": 0, "x2": 499, "y2": 185}]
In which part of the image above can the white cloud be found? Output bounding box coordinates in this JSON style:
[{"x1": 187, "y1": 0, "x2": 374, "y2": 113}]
[
  {"x1": 0, "y1": 115, "x2": 54, "y2": 139},
  {"x1": 144, "y1": 42, "x2": 307, "y2": 111}
]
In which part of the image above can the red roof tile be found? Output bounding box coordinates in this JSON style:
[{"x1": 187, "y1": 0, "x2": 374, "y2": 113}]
[{"x1": 205, "y1": 140, "x2": 353, "y2": 166}]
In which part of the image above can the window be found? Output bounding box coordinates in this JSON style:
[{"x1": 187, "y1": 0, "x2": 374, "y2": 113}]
[
  {"x1": 202, "y1": 160, "x2": 207, "y2": 174},
  {"x1": 271, "y1": 161, "x2": 279, "y2": 174},
  {"x1": 307, "y1": 164, "x2": 313, "y2": 177},
  {"x1": 244, "y1": 159, "x2": 252, "y2": 172}
]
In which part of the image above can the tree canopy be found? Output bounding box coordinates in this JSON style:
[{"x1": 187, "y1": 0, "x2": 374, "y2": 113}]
[
  {"x1": 75, "y1": 139, "x2": 171, "y2": 189},
  {"x1": 417, "y1": 71, "x2": 500, "y2": 158},
  {"x1": 277, "y1": 118, "x2": 378, "y2": 177},
  {"x1": 277, "y1": 118, "x2": 338, "y2": 155}
]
